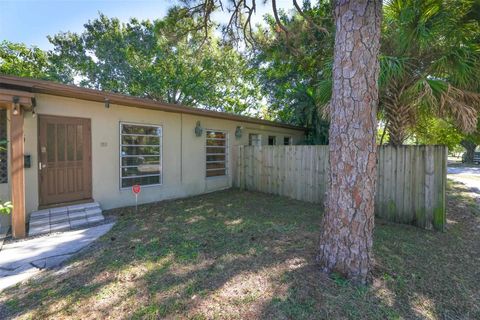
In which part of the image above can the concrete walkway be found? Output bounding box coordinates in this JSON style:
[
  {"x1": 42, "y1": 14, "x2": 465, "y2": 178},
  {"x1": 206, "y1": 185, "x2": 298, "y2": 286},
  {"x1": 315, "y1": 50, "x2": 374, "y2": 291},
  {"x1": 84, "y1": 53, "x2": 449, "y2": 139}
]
[
  {"x1": 448, "y1": 165, "x2": 480, "y2": 192},
  {"x1": 0, "y1": 222, "x2": 114, "y2": 291}
]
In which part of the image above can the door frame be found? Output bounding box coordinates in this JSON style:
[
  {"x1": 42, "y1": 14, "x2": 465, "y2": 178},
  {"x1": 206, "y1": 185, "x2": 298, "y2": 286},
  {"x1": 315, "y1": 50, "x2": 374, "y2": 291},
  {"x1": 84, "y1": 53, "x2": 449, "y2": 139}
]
[{"x1": 37, "y1": 114, "x2": 93, "y2": 208}]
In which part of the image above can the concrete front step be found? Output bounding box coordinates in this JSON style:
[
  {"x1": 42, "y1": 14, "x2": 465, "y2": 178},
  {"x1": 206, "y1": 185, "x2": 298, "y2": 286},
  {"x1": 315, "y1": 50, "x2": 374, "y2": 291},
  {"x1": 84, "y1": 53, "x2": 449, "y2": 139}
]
[
  {"x1": 29, "y1": 209, "x2": 50, "y2": 220},
  {"x1": 29, "y1": 202, "x2": 104, "y2": 237}
]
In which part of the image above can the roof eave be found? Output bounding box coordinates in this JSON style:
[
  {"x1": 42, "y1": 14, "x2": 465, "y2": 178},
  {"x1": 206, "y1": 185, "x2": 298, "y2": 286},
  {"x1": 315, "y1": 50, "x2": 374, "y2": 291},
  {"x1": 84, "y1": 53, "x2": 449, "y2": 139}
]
[{"x1": 0, "y1": 75, "x2": 305, "y2": 131}]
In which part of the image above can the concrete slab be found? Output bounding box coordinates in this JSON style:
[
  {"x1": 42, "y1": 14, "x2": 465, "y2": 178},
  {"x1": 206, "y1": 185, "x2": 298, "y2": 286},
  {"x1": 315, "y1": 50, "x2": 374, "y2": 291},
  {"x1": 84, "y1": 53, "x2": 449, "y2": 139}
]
[
  {"x1": 68, "y1": 202, "x2": 99, "y2": 211},
  {"x1": 31, "y1": 254, "x2": 74, "y2": 269},
  {"x1": 29, "y1": 217, "x2": 50, "y2": 226},
  {"x1": 85, "y1": 208, "x2": 102, "y2": 216},
  {"x1": 68, "y1": 210, "x2": 87, "y2": 220},
  {"x1": 70, "y1": 218, "x2": 88, "y2": 228},
  {"x1": 49, "y1": 222, "x2": 71, "y2": 233},
  {"x1": 28, "y1": 202, "x2": 104, "y2": 237},
  {"x1": 50, "y1": 207, "x2": 68, "y2": 214},
  {"x1": 29, "y1": 225, "x2": 51, "y2": 236},
  {"x1": 0, "y1": 267, "x2": 39, "y2": 291},
  {"x1": 87, "y1": 215, "x2": 104, "y2": 223},
  {"x1": 30, "y1": 210, "x2": 50, "y2": 220},
  {"x1": 82, "y1": 202, "x2": 100, "y2": 209},
  {"x1": 0, "y1": 222, "x2": 114, "y2": 291},
  {"x1": 50, "y1": 213, "x2": 69, "y2": 223}
]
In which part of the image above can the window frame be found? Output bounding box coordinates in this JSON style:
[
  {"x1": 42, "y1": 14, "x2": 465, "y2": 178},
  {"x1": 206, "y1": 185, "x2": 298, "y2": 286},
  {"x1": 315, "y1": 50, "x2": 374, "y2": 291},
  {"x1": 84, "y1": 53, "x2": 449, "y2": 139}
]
[
  {"x1": 119, "y1": 122, "x2": 163, "y2": 189},
  {"x1": 284, "y1": 136, "x2": 292, "y2": 145},
  {"x1": 268, "y1": 135, "x2": 276, "y2": 146},
  {"x1": 205, "y1": 129, "x2": 228, "y2": 178},
  {"x1": 249, "y1": 133, "x2": 262, "y2": 146}
]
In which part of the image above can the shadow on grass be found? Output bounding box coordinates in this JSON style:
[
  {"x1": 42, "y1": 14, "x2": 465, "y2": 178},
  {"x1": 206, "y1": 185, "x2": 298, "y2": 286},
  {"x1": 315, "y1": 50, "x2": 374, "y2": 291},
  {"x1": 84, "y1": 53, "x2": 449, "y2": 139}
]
[
  {"x1": 0, "y1": 190, "x2": 320, "y2": 318},
  {"x1": 1, "y1": 187, "x2": 479, "y2": 319},
  {"x1": 257, "y1": 180, "x2": 480, "y2": 319}
]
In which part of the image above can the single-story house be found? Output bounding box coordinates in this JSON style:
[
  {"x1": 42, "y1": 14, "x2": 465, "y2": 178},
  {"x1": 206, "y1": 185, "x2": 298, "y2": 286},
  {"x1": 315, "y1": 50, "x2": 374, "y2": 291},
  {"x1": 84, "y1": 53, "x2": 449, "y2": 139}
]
[{"x1": 0, "y1": 75, "x2": 305, "y2": 238}]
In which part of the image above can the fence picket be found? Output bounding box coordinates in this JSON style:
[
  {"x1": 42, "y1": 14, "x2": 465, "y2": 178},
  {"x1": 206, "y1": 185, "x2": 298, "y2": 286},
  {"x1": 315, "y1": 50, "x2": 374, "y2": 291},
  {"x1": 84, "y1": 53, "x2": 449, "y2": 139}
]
[{"x1": 235, "y1": 145, "x2": 446, "y2": 230}]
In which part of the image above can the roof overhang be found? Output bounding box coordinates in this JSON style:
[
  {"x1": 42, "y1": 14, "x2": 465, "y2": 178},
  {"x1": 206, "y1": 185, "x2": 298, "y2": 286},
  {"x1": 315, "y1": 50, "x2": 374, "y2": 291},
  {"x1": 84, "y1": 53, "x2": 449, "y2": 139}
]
[
  {"x1": 0, "y1": 88, "x2": 35, "y2": 110},
  {"x1": 0, "y1": 75, "x2": 305, "y2": 131}
]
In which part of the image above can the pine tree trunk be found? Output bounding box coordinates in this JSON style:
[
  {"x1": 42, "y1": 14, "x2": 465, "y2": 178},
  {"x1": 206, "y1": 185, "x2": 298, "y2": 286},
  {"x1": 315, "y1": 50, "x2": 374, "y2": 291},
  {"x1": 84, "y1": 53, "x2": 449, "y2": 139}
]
[{"x1": 317, "y1": 0, "x2": 382, "y2": 284}]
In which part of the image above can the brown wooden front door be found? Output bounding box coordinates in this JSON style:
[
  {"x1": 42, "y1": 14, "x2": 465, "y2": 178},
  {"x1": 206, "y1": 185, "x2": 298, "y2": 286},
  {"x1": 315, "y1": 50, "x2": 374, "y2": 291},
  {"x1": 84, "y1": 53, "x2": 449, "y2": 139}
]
[{"x1": 38, "y1": 115, "x2": 92, "y2": 206}]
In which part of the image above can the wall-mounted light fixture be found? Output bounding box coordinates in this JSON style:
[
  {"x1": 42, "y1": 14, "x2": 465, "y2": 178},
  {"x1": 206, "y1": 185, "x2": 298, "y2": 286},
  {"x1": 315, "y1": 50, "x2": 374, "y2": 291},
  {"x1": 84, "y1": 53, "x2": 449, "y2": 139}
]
[
  {"x1": 12, "y1": 96, "x2": 20, "y2": 115},
  {"x1": 31, "y1": 98, "x2": 37, "y2": 118},
  {"x1": 104, "y1": 97, "x2": 110, "y2": 109},
  {"x1": 235, "y1": 126, "x2": 243, "y2": 139},
  {"x1": 194, "y1": 121, "x2": 203, "y2": 137}
]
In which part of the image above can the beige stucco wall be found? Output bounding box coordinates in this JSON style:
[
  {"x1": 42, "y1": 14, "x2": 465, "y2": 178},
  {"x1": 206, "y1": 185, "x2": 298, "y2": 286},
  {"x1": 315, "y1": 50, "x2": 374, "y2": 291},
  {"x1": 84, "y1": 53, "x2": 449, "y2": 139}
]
[{"x1": 13, "y1": 94, "x2": 303, "y2": 220}]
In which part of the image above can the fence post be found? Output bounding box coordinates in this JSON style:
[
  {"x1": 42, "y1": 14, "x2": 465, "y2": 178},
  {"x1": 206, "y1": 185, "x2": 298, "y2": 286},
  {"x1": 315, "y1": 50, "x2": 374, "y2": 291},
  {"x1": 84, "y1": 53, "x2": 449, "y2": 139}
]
[
  {"x1": 236, "y1": 145, "x2": 243, "y2": 190},
  {"x1": 433, "y1": 146, "x2": 447, "y2": 231},
  {"x1": 424, "y1": 146, "x2": 435, "y2": 230}
]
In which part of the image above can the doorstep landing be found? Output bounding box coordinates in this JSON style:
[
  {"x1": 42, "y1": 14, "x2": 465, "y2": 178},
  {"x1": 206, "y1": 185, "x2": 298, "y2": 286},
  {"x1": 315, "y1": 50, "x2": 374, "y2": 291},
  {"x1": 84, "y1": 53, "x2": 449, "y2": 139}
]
[{"x1": 28, "y1": 202, "x2": 104, "y2": 237}]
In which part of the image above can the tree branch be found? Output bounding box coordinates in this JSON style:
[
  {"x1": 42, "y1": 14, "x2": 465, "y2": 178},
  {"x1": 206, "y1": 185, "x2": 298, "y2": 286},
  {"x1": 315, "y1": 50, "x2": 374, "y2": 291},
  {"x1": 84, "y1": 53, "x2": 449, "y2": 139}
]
[
  {"x1": 272, "y1": 0, "x2": 289, "y2": 34},
  {"x1": 292, "y1": 0, "x2": 328, "y2": 34},
  {"x1": 243, "y1": 1, "x2": 257, "y2": 46}
]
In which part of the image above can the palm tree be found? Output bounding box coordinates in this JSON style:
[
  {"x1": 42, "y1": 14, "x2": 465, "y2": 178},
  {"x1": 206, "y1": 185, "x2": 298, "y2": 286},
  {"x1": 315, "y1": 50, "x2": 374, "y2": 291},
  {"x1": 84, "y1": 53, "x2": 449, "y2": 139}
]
[{"x1": 380, "y1": 0, "x2": 480, "y2": 145}]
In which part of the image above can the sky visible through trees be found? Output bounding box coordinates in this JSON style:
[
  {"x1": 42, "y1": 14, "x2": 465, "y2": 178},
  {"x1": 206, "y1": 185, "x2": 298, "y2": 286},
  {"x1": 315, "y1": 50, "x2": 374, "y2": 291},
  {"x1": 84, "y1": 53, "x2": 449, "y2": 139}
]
[{"x1": 0, "y1": 0, "x2": 479, "y2": 146}]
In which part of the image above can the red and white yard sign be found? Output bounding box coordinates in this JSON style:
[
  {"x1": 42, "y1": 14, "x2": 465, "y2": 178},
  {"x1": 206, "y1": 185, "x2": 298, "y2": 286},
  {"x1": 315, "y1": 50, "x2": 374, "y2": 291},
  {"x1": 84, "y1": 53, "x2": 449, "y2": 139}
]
[
  {"x1": 132, "y1": 184, "x2": 141, "y2": 194},
  {"x1": 132, "y1": 184, "x2": 141, "y2": 211}
]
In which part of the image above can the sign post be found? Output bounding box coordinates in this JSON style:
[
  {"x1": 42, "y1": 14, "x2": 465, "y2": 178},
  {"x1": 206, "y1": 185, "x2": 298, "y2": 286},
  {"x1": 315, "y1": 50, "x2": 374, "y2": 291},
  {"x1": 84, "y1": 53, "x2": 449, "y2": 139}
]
[{"x1": 132, "y1": 184, "x2": 141, "y2": 213}]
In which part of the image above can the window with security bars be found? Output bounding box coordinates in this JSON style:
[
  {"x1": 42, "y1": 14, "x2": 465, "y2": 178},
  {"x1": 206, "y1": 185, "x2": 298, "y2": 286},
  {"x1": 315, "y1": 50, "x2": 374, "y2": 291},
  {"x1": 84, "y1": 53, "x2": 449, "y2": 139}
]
[
  {"x1": 206, "y1": 130, "x2": 227, "y2": 177},
  {"x1": 120, "y1": 123, "x2": 162, "y2": 188},
  {"x1": 0, "y1": 109, "x2": 7, "y2": 184}
]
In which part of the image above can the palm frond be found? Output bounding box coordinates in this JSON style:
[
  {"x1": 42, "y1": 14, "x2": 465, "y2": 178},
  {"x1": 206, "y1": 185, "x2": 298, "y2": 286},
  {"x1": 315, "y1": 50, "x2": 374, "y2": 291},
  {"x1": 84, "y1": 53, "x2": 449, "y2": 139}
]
[
  {"x1": 405, "y1": 78, "x2": 480, "y2": 133},
  {"x1": 315, "y1": 78, "x2": 331, "y2": 120},
  {"x1": 430, "y1": 45, "x2": 480, "y2": 88},
  {"x1": 383, "y1": 0, "x2": 448, "y2": 54},
  {"x1": 440, "y1": 85, "x2": 480, "y2": 133},
  {"x1": 379, "y1": 55, "x2": 409, "y2": 86}
]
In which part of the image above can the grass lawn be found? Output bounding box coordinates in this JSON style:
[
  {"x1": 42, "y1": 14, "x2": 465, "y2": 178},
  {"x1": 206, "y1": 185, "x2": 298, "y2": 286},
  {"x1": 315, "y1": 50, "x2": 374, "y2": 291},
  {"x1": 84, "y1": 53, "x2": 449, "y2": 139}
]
[{"x1": 1, "y1": 183, "x2": 479, "y2": 319}]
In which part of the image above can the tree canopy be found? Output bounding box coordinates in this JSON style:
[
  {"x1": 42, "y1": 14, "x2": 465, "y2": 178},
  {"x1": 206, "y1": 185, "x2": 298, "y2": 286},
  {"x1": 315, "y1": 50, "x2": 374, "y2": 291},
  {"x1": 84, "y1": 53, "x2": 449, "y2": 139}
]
[
  {"x1": 0, "y1": 9, "x2": 263, "y2": 115},
  {"x1": 1, "y1": 1, "x2": 480, "y2": 147},
  {"x1": 0, "y1": 41, "x2": 65, "y2": 81},
  {"x1": 380, "y1": 0, "x2": 480, "y2": 145},
  {"x1": 47, "y1": 9, "x2": 261, "y2": 113},
  {"x1": 251, "y1": 1, "x2": 333, "y2": 144},
  {"x1": 250, "y1": 0, "x2": 480, "y2": 146}
]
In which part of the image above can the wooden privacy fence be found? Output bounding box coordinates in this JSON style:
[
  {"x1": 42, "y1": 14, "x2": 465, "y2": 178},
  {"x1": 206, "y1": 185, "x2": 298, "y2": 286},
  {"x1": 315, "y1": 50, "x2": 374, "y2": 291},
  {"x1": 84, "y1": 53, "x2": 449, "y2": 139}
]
[{"x1": 234, "y1": 145, "x2": 447, "y2": 231}]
